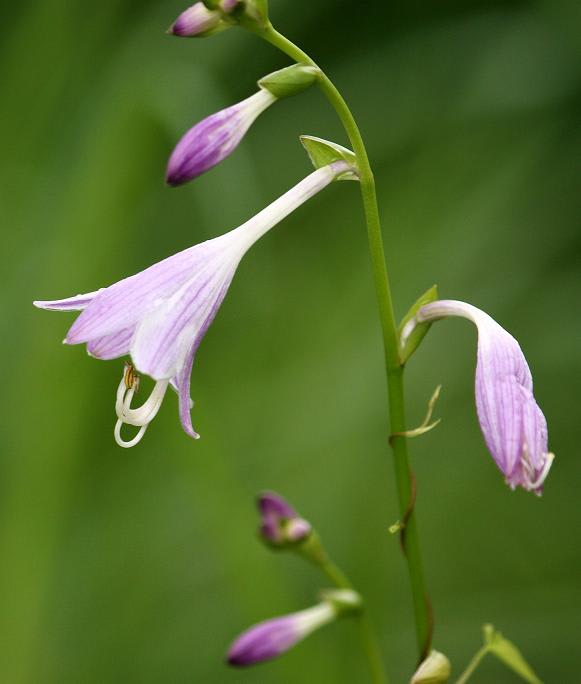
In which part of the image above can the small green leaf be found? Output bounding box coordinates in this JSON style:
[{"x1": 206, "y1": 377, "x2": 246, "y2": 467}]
[
  {"x1": 483, "y1": 625, "x2": 543, "y2": 684},
  {"x1": 398, "y1": 284, "x2": 439, "y2": 364},
  {"x1": 300, "y1": 135, "x2": 358, "y2": 180}
]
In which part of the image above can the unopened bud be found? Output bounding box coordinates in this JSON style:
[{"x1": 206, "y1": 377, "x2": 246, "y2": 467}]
[
  {"x1": 258, "y1": 492, "x2": 312, "y2": 547},
  {"x1": 166, "y1": 89, "x2": 276, "y2": 185},
  {"x1": 410, "y1": 650, "x2": 451, "y2": 684},
  {"x1": 227, "y1": 599, "x2": 334, "y2": 668},
  {"x1": 168, "y1": 2, "x2": 227, "y2": 37}
]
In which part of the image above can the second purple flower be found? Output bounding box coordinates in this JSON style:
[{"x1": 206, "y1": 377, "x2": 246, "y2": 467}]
[{"x1": 402, "y1": 299, "x2": 554, "y2": 494}]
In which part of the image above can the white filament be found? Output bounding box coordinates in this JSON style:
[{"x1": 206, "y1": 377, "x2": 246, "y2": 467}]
[
  {"x1": 521, "y1": 449, "x2": 555, "y2": 491},
  {"x1": 114, "y1": 370, "x2": 169, "y2": 448}
]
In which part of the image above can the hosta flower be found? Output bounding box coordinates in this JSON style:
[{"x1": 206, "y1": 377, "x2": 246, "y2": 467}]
[
  {"x1": 166, "y1": 89, "x2": 276, "y2": 185},
  {"x1": 34, "y1": 162, "x2": 351, "y2": 447},
  {"x1": 258, "y1": 492, "x2": 311, "y2": 546},
  {"x1": 227, "y1": 590, "x2": 360, "y2": 667},
  {"x1": 401, "y1": 300, "x2": 554, "y2": 494}
]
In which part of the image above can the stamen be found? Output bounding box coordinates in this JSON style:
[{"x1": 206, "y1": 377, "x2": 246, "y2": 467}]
[
  {"x1": 124, "y1": 361, "x2": 139, "y2": 392},
  {"x1": 114, "y1": 419, "x2": 148, "y2": 448},
  {"x1": 113, "y1": 365, "x2": 170, "y2": 448},
  {"x1": 117, "y1": 379, "x2": 169, "y2": 426},
  {"x1": 526, "y1": 452, "x2": 555, "y2": 490}
]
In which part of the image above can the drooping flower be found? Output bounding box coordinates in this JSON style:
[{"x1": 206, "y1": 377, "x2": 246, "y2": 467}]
[
  {"x1": 167, "y1": 2, "x2": 225, "y2": 37},
  {"x1": 166, "y1": 89, "x2": 276, "y2": 185},
  {"x1": 258, "y1": 492, "x2": 311, "y2": 546},
  {"x1": 401, "y1": 300, "x2": 554, "y2": 494},
  {"x1": 34, "y1": 162, "x2": 352, "y2": 448},
  {"x1": 227, "y1": 590, "x2": 360, "y2": 667}
]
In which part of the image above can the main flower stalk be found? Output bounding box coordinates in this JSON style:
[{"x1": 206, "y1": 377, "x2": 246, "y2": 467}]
[{"x1": 252, "y1": 23, "x2": 432, "y2": 660}]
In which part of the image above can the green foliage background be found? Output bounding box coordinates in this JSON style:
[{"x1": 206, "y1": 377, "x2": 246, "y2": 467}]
[{"x1": 1, "y1": 1, "x2": 580, "y2": 682}]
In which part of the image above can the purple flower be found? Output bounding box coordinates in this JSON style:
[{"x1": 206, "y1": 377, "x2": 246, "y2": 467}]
[
  {"x1": 258, "y1": 492, "x2": 311, "y2": 545},
  {"x1": 166, "y1": 89, "x2": 276, "y2": 186},
  {"x1": 34, "y1": 163, "x2": 350, "y2": 448},
  {"x1": 227, "y1": 601, "x2": 335, "y2": 667},
  {"x1": 402, "y1": 300, "x2": 554, "y2": 494},
  {"x1": 168, "y1": 3, "x2": 224, "y2": 37}
]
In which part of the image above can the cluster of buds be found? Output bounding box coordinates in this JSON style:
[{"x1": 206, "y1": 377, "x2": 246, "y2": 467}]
[{"x1": 227, "y1": 492, "x2": 363, "y2": 668}]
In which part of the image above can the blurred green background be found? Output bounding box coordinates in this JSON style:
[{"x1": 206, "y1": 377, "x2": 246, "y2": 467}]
[{"x1": 1, "y1": 0, "x2": 580, "y2": 682}]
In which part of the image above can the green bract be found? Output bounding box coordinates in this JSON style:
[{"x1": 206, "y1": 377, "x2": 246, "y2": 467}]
[
  {"x1": 398, "y1": 284, "x2": 439, "y2": 364},
  {"x1": 483, "y1": 625, "x2": 543, "y2": 684},
  {"x1": 319, "y1": 589, "x2": 363, "y2": 616},
  {"x1": 300, "y1": 135, "x2": 358, "y2": 180},
  {"x1": 259, "y1": 64, "x2": 320, "y2": 99}
]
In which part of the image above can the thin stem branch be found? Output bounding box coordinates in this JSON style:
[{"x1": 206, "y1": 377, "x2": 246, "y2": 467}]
[
  {"x1": 254, "y1": 23, "x2": 432, "y2": 660},
  {"x1": 454, "y1": 647, "x2": 489, "y2": 684},
  {"x1": 318, "y1": 559, "x2": 389, "y2": 684}
]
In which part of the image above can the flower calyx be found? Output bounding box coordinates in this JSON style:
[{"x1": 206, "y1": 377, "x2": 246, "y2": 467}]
[{"x1": 258, "y1": 64, "x2": 321, "y2": 99}]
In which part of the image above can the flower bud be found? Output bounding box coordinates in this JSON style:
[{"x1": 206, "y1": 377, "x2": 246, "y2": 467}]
[
  {"x1": 166, "y1": 89, "x2": 276, "y2": 185},
  {"x1": 258, "y1": 64, "x2": 320, "y2": 99},
  {"x1": 228, "y1": 593, "x2": 350, "y2": 667},
  {"x1": 410, "y1": 650, "x2": 452, "y2": 684},
  {"x1": 258, "y1": 491, "x2": 312, "y2": 546},
  {"x1": 168, "y1": 2, "x2": 227, "y2": 38}
]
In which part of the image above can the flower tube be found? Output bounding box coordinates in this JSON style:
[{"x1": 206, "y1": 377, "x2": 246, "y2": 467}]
[
  {"x1": 35, "y1": 162, "x2": 352, "y2": 447},
  {"x1": 401, "y1": 300, "x2": 554, "y2": 494}
]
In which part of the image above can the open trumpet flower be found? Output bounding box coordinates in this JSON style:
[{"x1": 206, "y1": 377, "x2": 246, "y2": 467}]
[{"x1": 35, "y1": 162, "x2": 351, "y2": 447}]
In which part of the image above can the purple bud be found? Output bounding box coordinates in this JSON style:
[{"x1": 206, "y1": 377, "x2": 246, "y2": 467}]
[
  {"x1": 227, "y1": 602, "x2": 335, "y2": 667},
  {"x1": 166, "y1": 89, "x2": 276, "y2": 186},
  {"x1": 402, "y1": 300, "x2": 554, "y2": 494},
  {"x1": 168, "y1": 3, "x2": 222, "y2": 37},
  {"x1": 258, "y1": 492, "x2": 312, "y2": 545}
]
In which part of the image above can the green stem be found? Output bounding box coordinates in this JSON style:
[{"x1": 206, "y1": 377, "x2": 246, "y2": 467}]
[
  {"x1": 454, "y1": 647, "x2": 489, "y2": 684},
  {"x1": 254, "y1": 23, "x2": 432, "y2": 660},
  {"x1": 319, "y1": 559, "x2": 389, "y2": 684}
]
